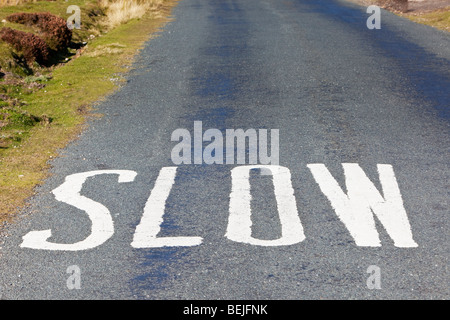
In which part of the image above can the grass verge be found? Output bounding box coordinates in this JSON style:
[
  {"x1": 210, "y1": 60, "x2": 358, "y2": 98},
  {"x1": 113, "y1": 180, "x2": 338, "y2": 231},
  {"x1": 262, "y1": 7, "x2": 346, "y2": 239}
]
[
  {"x1": 345, "y1": 0, "x2": 450, "y2": 32},
  {"x1": 401, "y1": 6, "x2": 450, "y2": 32},
  {"x1": 0, "y1": 0, "x2": 177, "y2": 223}
]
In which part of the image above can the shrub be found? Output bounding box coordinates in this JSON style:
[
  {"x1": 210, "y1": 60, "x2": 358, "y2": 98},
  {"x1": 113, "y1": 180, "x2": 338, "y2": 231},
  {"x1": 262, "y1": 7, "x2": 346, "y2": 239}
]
[
  {"x1": 0, "y1": 27, "x2": 50, "y2": 64},
  {"x1": 6, "y1": 12, "x2": 72, "y2": 51},
  {"x1": 5, "y1": 12, "x2": 38, "y2": 24}
]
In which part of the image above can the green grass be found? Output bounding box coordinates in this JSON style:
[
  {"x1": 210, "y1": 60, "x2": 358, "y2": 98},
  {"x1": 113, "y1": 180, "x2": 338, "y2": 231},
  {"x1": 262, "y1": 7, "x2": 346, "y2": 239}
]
[
  {"x1": 0, "y1": 0, "x2": 107, "y2": 44},
  {"x1": 0, "y1": 0, "x2": 176, "y2": 222},
  {"x1": 0, "y1": 0, "x2": 107, "y2": 150}
]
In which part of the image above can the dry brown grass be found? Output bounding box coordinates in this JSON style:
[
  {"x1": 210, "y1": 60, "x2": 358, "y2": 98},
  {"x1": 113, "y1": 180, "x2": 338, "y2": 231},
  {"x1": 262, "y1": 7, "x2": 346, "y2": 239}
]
[
  {"x1": 405, "y1": 6, "x2": 450, "y2": 32},
  {"x1": 0, "y1": 0, "x2": 177, "y2": 224},
  {"x1": 99, "y1": 0, "x2": 165, "y2": 29},
  {"x1": 85, "y1": 42, "x2": 126, "y2": 57},
  {"x1": 0, "y1": 0, "x2": 39, "y2": 8}
]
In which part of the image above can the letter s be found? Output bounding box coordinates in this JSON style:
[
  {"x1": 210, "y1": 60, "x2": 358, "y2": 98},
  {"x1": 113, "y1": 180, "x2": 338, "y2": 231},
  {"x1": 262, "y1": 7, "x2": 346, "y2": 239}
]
[{"x1": 20, "y1": 170, "x2": 137, "y2": 251}]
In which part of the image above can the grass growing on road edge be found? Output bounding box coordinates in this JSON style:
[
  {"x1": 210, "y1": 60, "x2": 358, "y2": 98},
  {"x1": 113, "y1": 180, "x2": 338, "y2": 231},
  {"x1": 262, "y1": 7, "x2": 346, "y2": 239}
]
[
  {"x1": 400, "y1": 7, "x2": 450, "y2": 32},
  {"x1": 0, "y1": 0, "x2": 177, "y2": 224}
]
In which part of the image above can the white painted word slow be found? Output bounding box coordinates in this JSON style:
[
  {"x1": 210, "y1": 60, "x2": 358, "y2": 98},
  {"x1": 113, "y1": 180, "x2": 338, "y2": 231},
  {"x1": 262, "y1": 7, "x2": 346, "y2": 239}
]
[{"x1": 20, "y1": 164, "x2": 418, "y2": 251}]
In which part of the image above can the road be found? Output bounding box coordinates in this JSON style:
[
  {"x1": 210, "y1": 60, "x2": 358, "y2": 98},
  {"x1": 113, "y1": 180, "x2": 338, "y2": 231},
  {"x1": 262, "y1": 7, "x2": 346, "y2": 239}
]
[{"x1": 0, "y1": 0, "x2": 449, "y2": 300}]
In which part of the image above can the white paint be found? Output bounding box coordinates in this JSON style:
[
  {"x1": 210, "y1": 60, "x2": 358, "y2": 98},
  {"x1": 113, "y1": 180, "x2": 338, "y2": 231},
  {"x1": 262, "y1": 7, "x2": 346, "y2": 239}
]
[
  {"x1": 131, "y1": 167, "x2": 203, "y2": 248},
  {"x1": 226, "y1": 165, "x2": 305, "y2": 246},
  {"x1": 307, "y1": 163, "x2": 418, "y2": 247},
  {"x1": 20, "y1": 170, "x2": 137, "y2": 251}
]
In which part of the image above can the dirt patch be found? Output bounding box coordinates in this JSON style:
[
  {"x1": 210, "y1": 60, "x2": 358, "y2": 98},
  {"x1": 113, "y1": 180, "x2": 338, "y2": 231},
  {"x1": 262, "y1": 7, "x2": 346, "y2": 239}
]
[
  {"x1": 407, "y1": 0, "x2": 450, "y2": 13},
  {"x1": 347, "y1": 0, "x2": 450, "y2": 13}
]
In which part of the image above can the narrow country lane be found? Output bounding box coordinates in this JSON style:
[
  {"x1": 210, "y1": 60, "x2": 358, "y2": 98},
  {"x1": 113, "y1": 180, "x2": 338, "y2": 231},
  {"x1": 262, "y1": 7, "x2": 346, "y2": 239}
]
[{"x1": 0, "y1": 0, "x2": 448, "y2": 300}]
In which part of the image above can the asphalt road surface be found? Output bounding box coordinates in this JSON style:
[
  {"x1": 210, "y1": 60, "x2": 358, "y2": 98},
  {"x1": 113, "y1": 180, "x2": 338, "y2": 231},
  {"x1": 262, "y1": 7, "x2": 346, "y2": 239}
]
[{"x1": 0, "y1": 0, "x2": 449, "y2": 300}]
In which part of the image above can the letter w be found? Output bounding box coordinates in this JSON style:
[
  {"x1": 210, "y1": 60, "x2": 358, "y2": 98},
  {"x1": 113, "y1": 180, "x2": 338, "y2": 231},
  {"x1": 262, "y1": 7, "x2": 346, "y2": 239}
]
[{"x1": 307, "y1": 163, "x2": 418, "y2": 247}]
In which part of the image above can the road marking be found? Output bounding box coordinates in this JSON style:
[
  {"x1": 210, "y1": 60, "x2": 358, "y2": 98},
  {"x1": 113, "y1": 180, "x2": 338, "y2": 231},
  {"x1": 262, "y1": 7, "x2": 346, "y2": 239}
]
[
  {"x1": 225, "y1": 165, "x2": 305, "y2": 246},
  {"x1": 20, "y1": 170, "x2": 137, "y2": 251},
  {"x1": 307, "y1": 163, "x2": 418, "y2": 247},
  {"x1": 131, "y1": 166, "x2": 203, "y2": 248},
  {"x1": 20, "y1": 164, "x2": 418, "y2": 251}
]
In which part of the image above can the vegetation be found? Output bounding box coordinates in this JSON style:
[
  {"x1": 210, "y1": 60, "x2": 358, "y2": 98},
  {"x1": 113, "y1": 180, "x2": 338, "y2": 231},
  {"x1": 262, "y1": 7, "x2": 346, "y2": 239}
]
[
  {"x1": 0, "y1": 0, "x2": 175, "y2": 223},
  {"x1": 378, "y1": 0, "x2": 408, "y2": 13},
  {"x1": 402, "y1": 6, "x2": 450, "y2": 32},
  {"x1": 99, "y1": 0, "x2": 165, "y2": 28}
]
